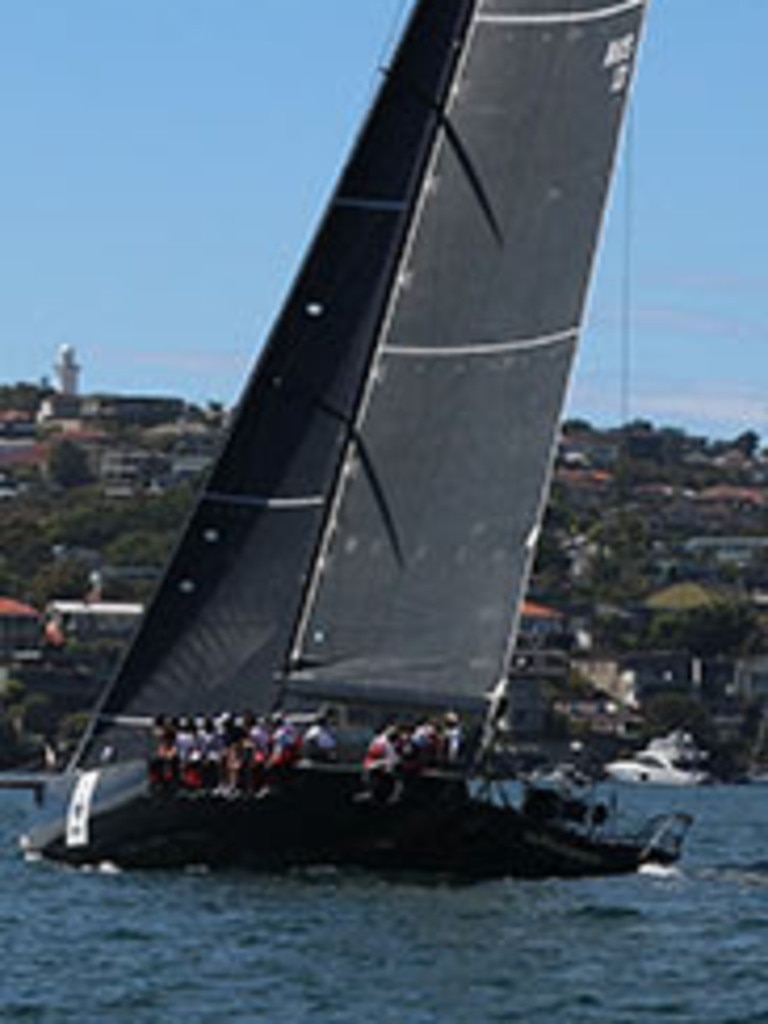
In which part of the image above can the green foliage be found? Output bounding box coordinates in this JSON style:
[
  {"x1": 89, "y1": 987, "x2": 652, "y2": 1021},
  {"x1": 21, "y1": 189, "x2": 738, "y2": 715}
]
[
  {"x1": 102, "y1": 529, "x2": 175, "y2": 568},
  {"x1": 0, "y1": 382, "x2": 51, "y2": 413},
  {"x1": 562, "y1": 417, "x2": 595, "y2": 434},
  {"x1": 641, "y1": 693, "x2": 716, "y2": 748},
  {"x1": 56, "y1": 711, "x2": 91, "y2": 750},
  {"x1": 592, "y1": 608, "x2": 644, "y2": 653},
  {"x1": 0, "y1": 480, "x2": 196, "y2": 606},
  {"x1": 584, "y1": 511, "x2": 653, "y2": 604},
  {"x1": 0, "y1": 715, "x2": 25, "y2": 767},
  {"x1": 647, "y1": 601, "x2": 761, "y2": 657},
  {"x1": 0, "y1": 507, "x2": 52, "y2": 597},
  {"x1": 29, "y1": 561, "x2": 90, "y2": 608},
  {"x1": 531, "y1": 510, "x2": 573, "y2": 601},
  {"x1": 48, "y1": 439, "x2": 93, "y2": 489},
  {"x1": 0, "y1": 676, "x2": 26, "y2": 703},
  {"x1": 59, "y1": 486, "x2": 190, "y2": 550},
  {"x1": 732, "y1": 430, "x2": 760, "y2": 460},
  {"x1": 9, "y1": 692, "x2": 51, "y2": 735}
]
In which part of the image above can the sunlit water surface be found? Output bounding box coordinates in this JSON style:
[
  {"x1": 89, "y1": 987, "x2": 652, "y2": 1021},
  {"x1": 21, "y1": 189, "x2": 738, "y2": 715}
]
[{"x1": 1, "y1": 785, "x2": 767, "y2": 1023}]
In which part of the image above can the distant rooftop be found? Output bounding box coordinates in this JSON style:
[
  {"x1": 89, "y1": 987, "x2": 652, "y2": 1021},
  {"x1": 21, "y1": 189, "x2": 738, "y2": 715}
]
[{"x1": 0, "y1": 597, "x2": 40, "y2": 618}]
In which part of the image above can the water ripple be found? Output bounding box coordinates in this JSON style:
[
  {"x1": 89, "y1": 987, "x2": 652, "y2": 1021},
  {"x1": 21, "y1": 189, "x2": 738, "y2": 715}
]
[{"x1": 2, "y1": 787, "x2": 768, "y2": 1023}]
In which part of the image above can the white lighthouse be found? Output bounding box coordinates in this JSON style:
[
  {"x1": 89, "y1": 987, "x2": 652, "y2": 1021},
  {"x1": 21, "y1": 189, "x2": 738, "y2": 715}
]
[{"x1": 54, "y1": 344, "x2": 81, "y2": 396}]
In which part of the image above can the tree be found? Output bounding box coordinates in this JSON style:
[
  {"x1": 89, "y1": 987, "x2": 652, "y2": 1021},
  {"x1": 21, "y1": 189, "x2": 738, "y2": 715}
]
[
  {"x1": 587, "y1": 511, "x2": 653, "y2": 605},
  {"x1": 648, "y1": 601, "x2": 762, "y2": 657},
  {"x1": 103, "y1": 529, "x2": 175, "y2": 569},
  {"x1": 562, "y1": 417, "x2": 594, "y2": 435},
  {"x1": 641, "y1": 693, "x2": 716, "y2": 748},
  {"x1": 732, "y1": 430, "x2": 760, "y2": 460},
  {"x1": 29, "y1": 561, "x2": 90, "y2": 609},
  {"x1": 0, "y1": 382, "x2": 51, "y2": 413},
  {"x1": 56, "y1": 711, "x2": 91, "y2": 760},
  {"x1": 48, "y1": 440, "x2": 93, "y2": 489}
]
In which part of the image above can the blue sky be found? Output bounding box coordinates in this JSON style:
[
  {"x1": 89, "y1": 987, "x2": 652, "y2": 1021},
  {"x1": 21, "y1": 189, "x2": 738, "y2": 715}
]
[{"x1": 1, "y1": 1, "x2": 766, "y2": 440}]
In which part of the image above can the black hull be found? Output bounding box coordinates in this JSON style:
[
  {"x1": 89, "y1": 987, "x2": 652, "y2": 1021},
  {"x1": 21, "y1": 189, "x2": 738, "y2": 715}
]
[{"x1": 22, "y1": 763, "x2": 687, "y2": 881}]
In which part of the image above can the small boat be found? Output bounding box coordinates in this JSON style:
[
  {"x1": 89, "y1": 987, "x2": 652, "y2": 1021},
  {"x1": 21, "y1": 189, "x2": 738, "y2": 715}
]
[
  {"x1": 6, "y1": 0, "x2": 691, "y2": 879},
  {"x1": 605, "y1": 731, "x2": 711, "y2": 786}
]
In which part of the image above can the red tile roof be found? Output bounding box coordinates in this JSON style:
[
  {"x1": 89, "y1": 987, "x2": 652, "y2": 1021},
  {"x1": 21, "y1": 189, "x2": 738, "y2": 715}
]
[
  {"x1": 697, "y1": 485, "x2": 765, "y2": 506},
  {"x1": 521, "y1": 600, "x2": 563, "y2": 620},
  {"x1": 0, "y1": 597, "x2": 40, "y2": 618},
  {"x1": 0, "y1": 410, "x2": 34, "y2": 423},
  {"x1": 0, "y1": 442, "x2": 49, "y2": 467}
]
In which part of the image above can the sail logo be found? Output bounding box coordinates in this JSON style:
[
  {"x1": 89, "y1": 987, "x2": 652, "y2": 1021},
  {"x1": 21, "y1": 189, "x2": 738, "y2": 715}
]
[{"x1": 604, "y1": 33, "x2": 635, "y2": 94}]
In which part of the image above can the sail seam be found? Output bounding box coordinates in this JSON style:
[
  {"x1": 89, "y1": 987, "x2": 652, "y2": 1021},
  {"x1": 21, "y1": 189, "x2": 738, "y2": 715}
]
[
  {"x1": 205, "y1": 492, "x2": 324, "y2": 510},
  {"x1": 385, "y1": 327, "x2": 578, "y2": 358},
  {"x1": 477, "y1": 0, "x2": 644, "y2": 27}
]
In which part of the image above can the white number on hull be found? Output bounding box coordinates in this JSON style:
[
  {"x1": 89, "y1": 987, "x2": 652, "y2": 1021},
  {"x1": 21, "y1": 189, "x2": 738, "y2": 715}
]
[{"x1": 65, "y1": 770, "x2": 100, "y2": 849}]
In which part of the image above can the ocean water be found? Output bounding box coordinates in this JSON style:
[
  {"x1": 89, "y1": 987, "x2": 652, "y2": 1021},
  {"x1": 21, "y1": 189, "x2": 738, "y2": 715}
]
[{"x1": 1, "y1": 785, "x2": 767, "y2": 1024}]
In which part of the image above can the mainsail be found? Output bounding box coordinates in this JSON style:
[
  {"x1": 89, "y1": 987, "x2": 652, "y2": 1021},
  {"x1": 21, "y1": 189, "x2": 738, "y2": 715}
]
[{"x1": 81, "y1": 0, "x2": 647, "y2": 761}]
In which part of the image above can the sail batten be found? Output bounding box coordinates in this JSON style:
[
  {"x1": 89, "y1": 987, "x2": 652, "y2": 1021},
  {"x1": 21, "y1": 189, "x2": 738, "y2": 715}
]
[{"x1": 204, "y1": 492, "x2": 325, "y2": 511}]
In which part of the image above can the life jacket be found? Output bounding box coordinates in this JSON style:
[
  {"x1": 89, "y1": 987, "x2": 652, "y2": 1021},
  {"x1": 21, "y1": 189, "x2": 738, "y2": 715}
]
[
  {"x1": 269, "y1": 724, "x2": 301, "y2": 767},
  {"x1": 182, "y1": 761, "x2": 204, "y2": 789},
  {"x1": 364, "y1": 735, "x2": 396, "y2": 772}
]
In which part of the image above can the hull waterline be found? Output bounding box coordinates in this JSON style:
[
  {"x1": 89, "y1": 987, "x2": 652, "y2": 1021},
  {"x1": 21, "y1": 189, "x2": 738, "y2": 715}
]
[{"x1": 21, "y1": 762, "x2": 687, "y2": 881}]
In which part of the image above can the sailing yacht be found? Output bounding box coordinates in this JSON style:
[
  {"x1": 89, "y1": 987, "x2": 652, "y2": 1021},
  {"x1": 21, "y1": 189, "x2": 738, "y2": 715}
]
[{"x1": 9, "y1": 0, "x2": 691, "y2": 878}]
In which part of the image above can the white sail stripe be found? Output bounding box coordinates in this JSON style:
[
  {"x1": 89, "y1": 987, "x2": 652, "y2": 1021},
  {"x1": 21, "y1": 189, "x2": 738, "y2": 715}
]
[
  {"x1": 384, "y1": 328, "x2": 578, "y2": 359},
  {"x1": 335, "y1": 197, "x2": 409, "y2": 212},
  {"x1": 477, "y1": 0, "x2": 644, "y2": 27},
  {"x1": 205, "y1": 491, "x2": 324, "y2": 511}
]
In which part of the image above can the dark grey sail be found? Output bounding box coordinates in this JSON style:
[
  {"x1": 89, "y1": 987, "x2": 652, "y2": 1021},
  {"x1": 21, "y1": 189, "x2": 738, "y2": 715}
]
[
  {"x1": 80, "y1": 0, "x2": 647, "y2": 761},
  {"x1": 285, "y1": 0, "x2": 648, "y2": 711},
  {"x1": 79, "y1": 0, "x2": 478, "y2": 762}
]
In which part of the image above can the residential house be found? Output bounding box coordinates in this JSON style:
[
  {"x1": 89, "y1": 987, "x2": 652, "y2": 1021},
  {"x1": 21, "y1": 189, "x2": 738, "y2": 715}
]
[
  {"x1": 37, "y1": 393, "x2": 85, "y2": 427},
  {"x1": 46, "y1": 600, "x2": 144, "y2": 643},
  {"x1": 0, "y1": 410, "x2": 36, "y2": 440},
  {"x1": 519, "y1": 600, "x2": 569, "y2": 648},
  {"x1": 81, "y1": 394, "x2": 186, "y2": 427},
  {"x1": 0, "y1": 598, "x2": 42, "y2": 658},
  {"x1": 98, "y1": 448, "x2": 170, "y2": 495}
]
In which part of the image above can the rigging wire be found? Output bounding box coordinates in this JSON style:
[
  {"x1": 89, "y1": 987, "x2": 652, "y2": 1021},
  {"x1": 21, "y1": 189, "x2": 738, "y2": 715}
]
[
  {"x1": 616, "y1": 103, "x2": 637, "y2": 540},
  {"x1": 620, "y1": 102, "x2": 635, "y2": 429}
]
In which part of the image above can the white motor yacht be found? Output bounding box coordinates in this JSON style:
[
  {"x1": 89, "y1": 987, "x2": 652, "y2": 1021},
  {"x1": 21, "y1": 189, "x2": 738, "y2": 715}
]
[{"x1": 605, "y1": 731, "x2": 710, "y2": 786}]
